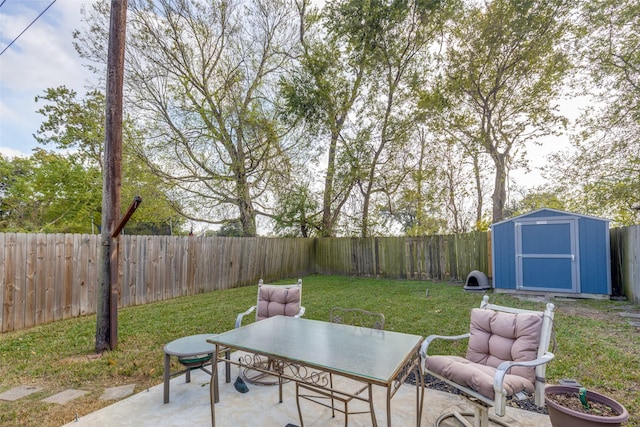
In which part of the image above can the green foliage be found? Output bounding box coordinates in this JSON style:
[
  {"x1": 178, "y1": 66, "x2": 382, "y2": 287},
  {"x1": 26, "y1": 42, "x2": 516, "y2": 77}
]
[
  {"x1": 215, "y1": 221, "x2": 245, "y2": 237},
  {"x1": 59, "y1": 0, "x2": 639, "y2": 235},
  {"x1": 546, "y1": 0, "x2": 640, "y2": 225},
  {"x1": 13, "y1": 85, "x2": 186, "y2": 234},
  {"x1": 35, "y1": 86, "x2": 105, "y2": 166},
  {"x1": 426, "y1": 0, "x2": 573, "y2": 223},
  {"x1": 0, "y1": 150, "x2": 101, "y2": 233},
  {"x1": 272, "y1": 184, "x2": 320, "y2": 237},
  {"x1": 505, "y1": 189, "x2": 567, "y2": 219}
]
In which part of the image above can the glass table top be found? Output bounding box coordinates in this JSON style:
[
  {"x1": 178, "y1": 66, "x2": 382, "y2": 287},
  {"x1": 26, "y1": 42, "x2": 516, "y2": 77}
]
[{"x1": 208, "y1": 316, "x2": 423, "y2": 385}]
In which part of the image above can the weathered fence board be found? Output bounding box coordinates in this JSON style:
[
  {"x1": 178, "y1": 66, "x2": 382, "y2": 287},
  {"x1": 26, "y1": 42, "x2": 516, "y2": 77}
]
[
  {"x1": 0, "y1": 234, "x2": 315, "y2": 333},
  {"x1": 313, "y1": 233, "x2": 489, "y2": 281},
  {"x1": 611, "y1": 225, "x2": 640, "y2": 305},
  {"x1": 1, "y1": 227, "x2": 637, "y2": 333},
  {"x1": 0, "y1": 234, "x2": 4, "y2": 332}
]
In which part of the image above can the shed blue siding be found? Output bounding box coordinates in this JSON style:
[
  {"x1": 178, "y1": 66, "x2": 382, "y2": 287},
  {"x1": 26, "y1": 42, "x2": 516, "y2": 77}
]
[
  {"x1": 578, "y1": 218, "x2": 611, "y2": 294},
  {"x1": 491, "y1": 208, "x2": 611, "y2": 295},
  {"x1": 492, "y1": 220, "x2": 516, "y2": 290}
]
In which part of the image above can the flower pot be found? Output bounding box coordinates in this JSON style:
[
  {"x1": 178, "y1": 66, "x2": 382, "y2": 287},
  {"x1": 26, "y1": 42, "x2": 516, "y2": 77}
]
[{"x1": 545, "y1": 385, "x2": 629, "y2": 427}]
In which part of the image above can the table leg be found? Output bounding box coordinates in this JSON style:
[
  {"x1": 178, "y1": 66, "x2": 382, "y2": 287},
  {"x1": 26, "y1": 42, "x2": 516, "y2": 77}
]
[
  {"x1": 366, "y1": 383, "x2": 376, "y2": 426},
  {"x1": 225, "y1": 348, "x2": 231, "y2": 383},
  {"x1": 163, "y1": 352, "x2": 170, "y2": 404},
  {"x1": 365, "y1": 383, "x2": 377, "y2": 426},
  {"x1": 414, "y1": 359, "x2": 424, "y2": 427},
  {"x1": 210, "y1": 345, "x2": 220, "y2": 427}
]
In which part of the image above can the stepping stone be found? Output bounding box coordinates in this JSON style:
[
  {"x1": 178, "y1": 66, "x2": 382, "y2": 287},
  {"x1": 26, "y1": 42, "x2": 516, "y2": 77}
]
[
  {"x1": 619, "y1": 312, "x2": 640, "y2": 318},
  {"x1": 611, "y1": 305, "x2": 636, "y2": 310},
  {"x1": 100, "y1": 384, "x2": 135, "y2": 400},
  {"x1": 0, "y1": 385, "x2": 42, "y2": 401},
  {"x1": 42, "y1": 389, "x2": 88, "y2": 404}
]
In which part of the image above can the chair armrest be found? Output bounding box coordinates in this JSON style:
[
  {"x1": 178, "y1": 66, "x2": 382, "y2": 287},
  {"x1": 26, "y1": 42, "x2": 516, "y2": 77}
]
[
  {"x1": 420, "y1": 333, "x2": 470, "y2": 358},
  {"x1": 235, "y1": 306, "x2": 256, "y2": 329},
  {"x1": 296, "y1": 306, "x2": 306, "y2": 317},
  {"x1": 493, "y1": 352, "x2": 555, "y2": 416}
]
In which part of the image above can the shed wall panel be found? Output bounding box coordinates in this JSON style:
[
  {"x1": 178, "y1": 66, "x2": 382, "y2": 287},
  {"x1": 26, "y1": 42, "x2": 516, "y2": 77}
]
[{"x1": 491, "y1": 209, "x2": 610, "y2": 295}]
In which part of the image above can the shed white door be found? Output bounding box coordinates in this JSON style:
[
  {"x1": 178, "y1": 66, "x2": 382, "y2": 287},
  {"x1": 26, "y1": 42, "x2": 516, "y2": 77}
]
[{"x1": 515, "y1": 218, "x2": 579, "y2": 292}]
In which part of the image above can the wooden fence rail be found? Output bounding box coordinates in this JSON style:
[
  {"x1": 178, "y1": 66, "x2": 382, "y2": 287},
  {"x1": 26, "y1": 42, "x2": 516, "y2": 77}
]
[
  {"x1": 0, "y1": 234, "x2": 314, "y2": 333},
  {"x1": 1, "y1": 227, "x2": 637, "y2": 333},
  {"x1": 313, "y1": 232, "x2": 489, "y2": 280},
  {"x1": 610, "y1": 225, "x2": 640, "y2": 305}
]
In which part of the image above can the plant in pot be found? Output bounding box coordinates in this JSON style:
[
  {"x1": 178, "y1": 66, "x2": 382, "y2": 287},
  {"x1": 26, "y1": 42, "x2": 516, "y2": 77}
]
[{"x1": 545, "y1": 385, "x2": 629, "y2": 427}]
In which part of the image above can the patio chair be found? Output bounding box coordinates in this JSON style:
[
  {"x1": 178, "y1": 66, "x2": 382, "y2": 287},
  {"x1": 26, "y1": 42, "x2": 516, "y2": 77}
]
[
  {"x1": 296, "y1": 307, "x2": 385, "y2": 426},
  {"x1": 234, "y1": 278, "x2": 305, "y2": 386},
  {"x1": 421, "y1": 295, "x2": 555, "y2": 427}
]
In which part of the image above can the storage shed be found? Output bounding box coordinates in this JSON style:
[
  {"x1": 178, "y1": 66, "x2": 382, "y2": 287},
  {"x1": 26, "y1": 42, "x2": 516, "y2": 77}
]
[{"x1": 491, "y1": 208, "x2": 611, "y2": 297}]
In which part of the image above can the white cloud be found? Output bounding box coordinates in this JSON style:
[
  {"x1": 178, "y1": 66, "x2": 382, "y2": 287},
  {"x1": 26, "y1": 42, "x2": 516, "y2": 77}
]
[{"x1": 0, "y1": 0, "x2": 97, "y2": 156}]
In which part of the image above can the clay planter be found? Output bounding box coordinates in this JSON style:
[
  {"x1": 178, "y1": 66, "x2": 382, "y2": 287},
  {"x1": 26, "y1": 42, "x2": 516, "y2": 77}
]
[{"x1": 545, "y1": 385, "x2": 629, "y2": 427}]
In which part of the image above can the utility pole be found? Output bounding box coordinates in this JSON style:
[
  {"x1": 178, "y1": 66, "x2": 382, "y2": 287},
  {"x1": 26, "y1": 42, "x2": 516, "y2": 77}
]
[{"x1": 96, "y1": 0, "x2": 128, "y2": 353}]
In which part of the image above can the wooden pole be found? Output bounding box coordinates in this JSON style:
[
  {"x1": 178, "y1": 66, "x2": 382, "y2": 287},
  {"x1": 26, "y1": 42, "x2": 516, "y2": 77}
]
[{"x1": 96, "y1": 0, "x2": 127, "y2": 353}]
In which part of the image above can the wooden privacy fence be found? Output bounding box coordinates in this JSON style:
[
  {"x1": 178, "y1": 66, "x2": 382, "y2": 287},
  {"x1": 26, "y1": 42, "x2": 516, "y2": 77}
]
[
  {"x1": 2, "y1": 227, "x2": 638, "y2": 333},
  {"x1": 610, "y1": 225, "x2": 640, "y2": 305},
  {"x1": 0, "y1": 234, "x2": 314, "y2": 333},
  {"x1": 313, "y1": 232, "x2": 489, "y2": 280}
]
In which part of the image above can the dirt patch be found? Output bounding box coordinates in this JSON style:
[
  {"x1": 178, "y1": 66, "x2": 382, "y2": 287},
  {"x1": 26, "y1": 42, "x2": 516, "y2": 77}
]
[
  {"x1": 59, "y1": 353, "x2": 103, "y2": 364},
  {"x1": 547, "y1": 391, "x2": 619, "y2": 417}
]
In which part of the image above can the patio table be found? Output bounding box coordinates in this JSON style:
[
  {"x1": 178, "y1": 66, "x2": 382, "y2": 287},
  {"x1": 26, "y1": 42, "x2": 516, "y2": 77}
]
[{"x1": 207, "y1": 316, "x2": 424, "y2": 426}]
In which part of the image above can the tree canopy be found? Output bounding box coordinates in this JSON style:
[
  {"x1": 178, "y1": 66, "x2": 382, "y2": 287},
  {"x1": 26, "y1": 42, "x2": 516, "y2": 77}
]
[{"x1": 3, "y1": 0, "x2": 638, "y2": 235}]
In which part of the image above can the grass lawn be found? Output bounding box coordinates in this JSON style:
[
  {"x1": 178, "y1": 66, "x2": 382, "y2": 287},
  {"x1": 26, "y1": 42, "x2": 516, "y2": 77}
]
[{"x1": 0, "y1": 275, "x2": 638, "y2": 426}]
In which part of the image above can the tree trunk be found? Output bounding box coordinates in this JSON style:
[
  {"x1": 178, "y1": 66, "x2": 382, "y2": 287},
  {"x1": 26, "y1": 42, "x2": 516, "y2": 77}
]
[
  {"x1": 322, "y1": 130, "x2": 339, "y2": 237},
  {"x1": 473, "y1": 154, "x2": 483, "y2": 226},
  {"x1": 491, "y1": 153, "x2": 507, "y2": 224}
]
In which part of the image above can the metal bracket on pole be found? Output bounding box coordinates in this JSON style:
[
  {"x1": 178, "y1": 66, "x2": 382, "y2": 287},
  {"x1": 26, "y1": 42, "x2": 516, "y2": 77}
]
[{"x1": 112, "y1": 196, "x2": 143, "y2": 237}]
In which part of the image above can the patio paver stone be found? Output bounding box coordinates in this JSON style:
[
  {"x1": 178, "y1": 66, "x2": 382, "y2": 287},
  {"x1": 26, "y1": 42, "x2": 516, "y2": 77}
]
[
  {"x1": 42, "y1": 389, "x2": 88, "y2": 404},
  {"x1": 0, "y1": 385, "x2": 42, "y2": 401}
]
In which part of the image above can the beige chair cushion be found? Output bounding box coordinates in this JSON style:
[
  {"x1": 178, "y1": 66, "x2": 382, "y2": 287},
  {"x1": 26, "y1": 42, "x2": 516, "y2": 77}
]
[
  {"x1": 426, "y1": 308, "x2": 543, "y2": 399},
  {"x1": 256, "y1": 286, "x2": 301, "y2": 321}
]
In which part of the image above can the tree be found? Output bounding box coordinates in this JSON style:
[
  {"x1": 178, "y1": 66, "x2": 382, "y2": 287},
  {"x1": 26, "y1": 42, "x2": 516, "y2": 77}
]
[
  {"x1": 431, "y1": 0, "x2": 572, "y2": 223},
  {"x1": 547, "y1": 0, "x2": 640, "y2": 225},
  {"x1": 280, "y1": 0, "x2": 369, "y2": 237},
  {"x1": 338, "y1": 0, "x2": 454, "y2": 237},
  {"x1": 75, "y1": 0, "x2": 302, "y2": 237},
  {"x1": 34, "y1": 86, "x2": 183, "y2": 233},
  {"x1": 505, "y1": 187, "x2": 566, "y2": 218},
  {"x1": 0, "y1": 150, "x2": 102, "y2": 233}
]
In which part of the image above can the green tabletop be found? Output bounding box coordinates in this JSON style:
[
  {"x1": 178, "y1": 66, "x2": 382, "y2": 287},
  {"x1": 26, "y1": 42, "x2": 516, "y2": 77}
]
[{"x1": 207, "y1": 316, "x2": 423, "y2": 386}]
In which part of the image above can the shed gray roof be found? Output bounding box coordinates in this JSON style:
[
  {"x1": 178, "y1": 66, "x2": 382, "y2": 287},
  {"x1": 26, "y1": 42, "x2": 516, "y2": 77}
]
[{"x1": 491, "y1": 208, "x2": 611, "y2": 228}]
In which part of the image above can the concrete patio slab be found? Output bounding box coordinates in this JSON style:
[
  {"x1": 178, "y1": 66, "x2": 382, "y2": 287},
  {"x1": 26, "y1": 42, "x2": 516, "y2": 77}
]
[
  {"x1": 64, "y1": 354, "x2": 552, "y2": 427},
  {"x1": 0, "y1": 385, "x2": 42, "y2": 401}
]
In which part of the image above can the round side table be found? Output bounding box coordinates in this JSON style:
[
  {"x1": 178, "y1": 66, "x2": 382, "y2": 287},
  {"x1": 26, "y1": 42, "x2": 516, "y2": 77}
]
[{"x1": 163, "y1": 334, "x2": 217, "y2": 403}]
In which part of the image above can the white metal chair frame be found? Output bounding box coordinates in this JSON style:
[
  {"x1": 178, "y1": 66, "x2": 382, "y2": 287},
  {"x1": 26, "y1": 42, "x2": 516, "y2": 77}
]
[
  {"x1": 234, "y1": 279, "x2": 305, "y2": 388},
  {"x1": 235, "y1": 279, "x2": 305, "y2": 329},
  {"x1": 420, "y1": 295, "x2": 555, "y2": 427},
  {"x1": 296, "y1": 308, "x2": 385, "y2": 426}
]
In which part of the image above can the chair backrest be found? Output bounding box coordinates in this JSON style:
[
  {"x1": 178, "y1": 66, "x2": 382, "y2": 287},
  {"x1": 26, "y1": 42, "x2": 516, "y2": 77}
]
[
  {"x1": 329, "y1": 307, "x2": 385, "y2": 330},
  {"x1": 471, "y1": 295, "x2": 555, "y2": 403},
  {"x1": 255, "y1": 279, "x2": 303, "y2": 321}
]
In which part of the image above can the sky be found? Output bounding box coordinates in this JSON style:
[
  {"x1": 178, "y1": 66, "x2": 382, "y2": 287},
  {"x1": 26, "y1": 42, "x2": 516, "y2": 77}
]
[
  {"x1": 0, "y1": 0, "x2": 574, "y2": 189},
  {"x1": 0, "y1": 0, "x2": 97, "y2": 158}
]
